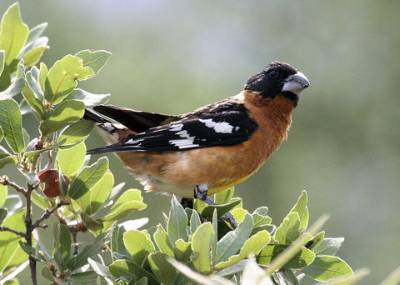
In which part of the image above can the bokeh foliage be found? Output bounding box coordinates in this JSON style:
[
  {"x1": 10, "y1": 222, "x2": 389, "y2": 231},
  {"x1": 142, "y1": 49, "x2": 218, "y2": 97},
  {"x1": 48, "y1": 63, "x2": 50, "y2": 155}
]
[{"x1": 0, "y1": 1, "x2": 399, "y2": 285}]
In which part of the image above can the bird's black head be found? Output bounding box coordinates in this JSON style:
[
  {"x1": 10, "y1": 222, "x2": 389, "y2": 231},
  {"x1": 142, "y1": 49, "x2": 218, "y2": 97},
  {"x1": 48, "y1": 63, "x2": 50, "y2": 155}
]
[{"x1": 244, "y1": 62, "x2": 310, "y2": 104}]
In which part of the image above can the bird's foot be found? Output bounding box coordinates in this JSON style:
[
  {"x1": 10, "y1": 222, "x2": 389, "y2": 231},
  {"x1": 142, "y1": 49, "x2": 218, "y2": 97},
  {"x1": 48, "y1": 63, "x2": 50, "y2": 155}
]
[{"x1": 194, "y1": 184, "x2": 237, "y2": 229}]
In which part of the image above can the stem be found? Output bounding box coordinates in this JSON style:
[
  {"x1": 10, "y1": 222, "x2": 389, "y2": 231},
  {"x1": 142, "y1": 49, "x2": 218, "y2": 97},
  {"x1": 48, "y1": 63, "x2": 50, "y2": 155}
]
[
  {"x1": 0, "y1": 176, "x2": 27, "y2": 196},
  {"x1": 25, "y1": 184, "x2": 37, "y2": 285},
  {"x1": 33, "y1": 201, "x2": 69, "y2": 229},
  {"x1": 25, "y1": 137, "x2": 44, "y2": 285},
  {"x1": 0, "y1": 226, "x2": 26, "y2": 238},
  {"x1": 72, "y1": 231, "x2": 79, "y2": 255}
]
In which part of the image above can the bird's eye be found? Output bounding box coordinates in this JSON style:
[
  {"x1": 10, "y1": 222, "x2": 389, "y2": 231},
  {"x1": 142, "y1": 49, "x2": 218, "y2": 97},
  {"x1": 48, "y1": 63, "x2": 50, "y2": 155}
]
[{"x1": 268, "y1": 70, "x2": 280, "y2": 79}]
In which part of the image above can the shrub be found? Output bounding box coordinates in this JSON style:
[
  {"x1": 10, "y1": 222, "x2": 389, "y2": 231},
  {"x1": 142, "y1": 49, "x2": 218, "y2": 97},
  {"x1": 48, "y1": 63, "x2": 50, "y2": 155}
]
[{"x1": 0, "y1": 3, "x2": 399, "y2": 285}]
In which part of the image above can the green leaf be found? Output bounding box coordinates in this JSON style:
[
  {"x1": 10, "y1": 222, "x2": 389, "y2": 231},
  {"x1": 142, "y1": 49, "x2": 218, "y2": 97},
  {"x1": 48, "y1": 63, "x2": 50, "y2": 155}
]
[
  {"x1": 109, "y1": 259, "x2": 157, "y2": 284},
  {"x1": 58, "y1": 119, "x2": 94, "y2": 146},
  {"x1": 102, "y1": 189, "x2": 147, "y2": 222},
  {"x1": 306, "y1": 231, "x2": 325, "y2": 250},
  {"x1": 81, "y1": 212, "x2": 103, "y2": 233},
  {"x1": 68, "y1": 157, "x2": 108, "y2": 199},
  {"x1": 0, "y1": 184, "x2": 7, "y2": 208},
  {"x1": 31, "y1": 190, "x2": 52, "y2": 210},
  {"x1": 191, "y1": 222, "x2": 215, "y2": 274},
  {"x1": 67, "y1": 234, "x2": 105, "y2": 271},
  {"x1": 56, "y1": 142, "x2": 86, "y2": 177},
  {"x1": 216, "y1": 214, "x2": 253, "y2": 263},
  {"x1": 23, "y1": 45, "x2": 48, "y2": 67},
  {"x1": 153, "y1": 225, "x2": 174, "y2": 257},
  {"x1": 0, "y1": 50, "x2": 4, "y2": 75},
  {"x1": 46, "y1": 54, "x2": 95, "y2": 103},
  {"x1": 0, "y1": 260, "x2": 28, "y2": 285},
  {"x1": 215, "y1": 230, "x2": 270, "y2": 270},
  {"x1": 281, "y1": 269, "x2": 300, "y2": 285},
  {"x1": 304, "y1": 255, "x2": 353, "y2": 282},
  {"x1": 313, "y1": 237, "x2": 345, "y2": 256},
  {"x1": 54, "y1": 223, "x2": 71, "y2": 270},
  {"x1": 0, "y1": 153, "x2": 17, "y2": 169},
  {"x1": 231, "y1": 207, "x2": 249, "y2": 225},
  {"x1": 22, "y1": 86, "x2": 44, "y2": 118},
  {"x1": 274, "y1": 212, "x2": 301, "y2": 244},
  {"x1": 38, "y1": 62, "x2": 48, "y2": 91},
  {"x1": 148, "y1": 252, "x2": 178, "y2": 285},
  {"x1": 135, "y1": 277, "x2": 149, "y2": 285},
  {"x1": 123, "y1": 230, "x2": 155, "y2": 264},
  {"x1": 174, "y1": 239, "x2": 191, "y2": 261},
  {"x1": 189, "y1": 210, "x2": 201, "y2": 235},
  {"x1": 289, "y1": 190, "x2": 309, "y2": 231},
  {"x1": 258, "y1": 245, "x2": 315, "y2": 269},
  {"x1": 5, "y1": 279, "x2": 20, "y2": 285},
  {"x1": 0, "y1": 209, "x2": 27, "y2": 272},
  {"x1": 111, "y1": 224, "x2": 130, "y2": 259},
  {"x1": 40, "y1": 99, "x2": 85, "y2": 135},
  {"x1": 322, "y1": 269, "x2": 369, "y2": 285},
  {"x1": 26, "y1": 23, "x2": 47, "y2": 44},
  {"x1": 80, "y1": 171, "x2": 114, "y2": 215},
  {"x1": 25, "y1": 70, "x2": 44, "y2": 99},
  {"x1": 0, "y1": 76, "x2": 24, "y2": 99},
  {"x1": 0, "y1": 99, "x2": 24, "y2": 152},
  {"x1": 252, "y1": 206, "x2": 272, "y2": 228},
  {"x1": 69, "y1": 271, "x2": 98, "y2": 284},
  {"x1": 0, "y1": 208, "x2": 7, "y2": 225},
  {"x1": 167, "y1": 196, "x2": 188, "y2": 245},
  {"x1": 88, "y1": 258, "x2": 114, "y2": 284},
  {"x1": 214, "y1": 187, "x2": 234, "y2": 204},
  {"x1": 67, "y1": 88, "x2": 110, "y2": 107},
  {"x1": 196, "y1": 197, "x2": 241, "y2": 219},
  {"x1": 111, "y1": 218, "x2": 148, "y2": 258},
  {"x1": 76, "y1": 49, "x2": 111, "y2": 74},
  {"x1": 0, "y1": 3, "x2": 29, "y2": 65}
]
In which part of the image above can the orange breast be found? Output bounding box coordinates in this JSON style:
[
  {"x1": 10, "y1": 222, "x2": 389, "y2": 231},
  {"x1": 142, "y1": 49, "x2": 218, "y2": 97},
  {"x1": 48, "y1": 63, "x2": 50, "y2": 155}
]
[{"x1": 117, "y1": 93, "x2": 295, "y2": 193}]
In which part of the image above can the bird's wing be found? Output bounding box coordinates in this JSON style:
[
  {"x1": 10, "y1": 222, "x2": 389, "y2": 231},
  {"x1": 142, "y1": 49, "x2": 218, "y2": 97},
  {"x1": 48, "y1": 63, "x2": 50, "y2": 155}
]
[
  {"x1": 91, "y1": 105, "x2": 180, "y2": 133},
  {"x1": 87, "y1": 102, "x2": 258, "y2": 154}
]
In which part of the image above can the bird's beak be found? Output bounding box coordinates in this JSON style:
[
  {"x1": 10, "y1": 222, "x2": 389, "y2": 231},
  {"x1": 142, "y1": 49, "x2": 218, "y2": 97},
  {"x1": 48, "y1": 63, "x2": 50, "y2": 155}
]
[{"x1": 282, "y1": 72, "x2": 310, "y2": 95}]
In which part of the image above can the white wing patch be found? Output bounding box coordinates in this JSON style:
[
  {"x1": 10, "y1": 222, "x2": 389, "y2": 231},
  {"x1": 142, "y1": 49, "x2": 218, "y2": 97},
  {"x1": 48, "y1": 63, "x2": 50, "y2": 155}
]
[
  {"x1": 169, "y1": 129, "x2": 199, "y2": 149},
  {"x1": 169, "y1": 123, "x2": 183, "y2": 131},
  {"x1": 199, "y1": 119, "x2": 234, "y2": 134}
]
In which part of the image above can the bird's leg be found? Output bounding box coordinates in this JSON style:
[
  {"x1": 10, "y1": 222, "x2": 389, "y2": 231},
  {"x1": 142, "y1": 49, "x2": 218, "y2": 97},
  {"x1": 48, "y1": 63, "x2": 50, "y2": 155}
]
[{"x1": 194, "y1": 184, "x2": 237, "y2": 228}]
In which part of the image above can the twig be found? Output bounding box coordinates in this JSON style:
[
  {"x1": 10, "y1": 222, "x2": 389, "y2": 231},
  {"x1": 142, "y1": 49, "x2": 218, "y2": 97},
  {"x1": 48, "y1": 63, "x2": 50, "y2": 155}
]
[
  {"x1": 25, "y1": 183, "x2": 37, "y2": 285},
  {"x1": 0, "y1": 226, "x2": 27, "y2": 238},
  {"x1": 33, "y1": 201, "x2": 69, "y2": 229},
  {"x1": 0, "y1": 176, "x2": 27, "y2": 195},
  {"x1": 72, "y1": 231, "x2": 79, "y2": 255}
]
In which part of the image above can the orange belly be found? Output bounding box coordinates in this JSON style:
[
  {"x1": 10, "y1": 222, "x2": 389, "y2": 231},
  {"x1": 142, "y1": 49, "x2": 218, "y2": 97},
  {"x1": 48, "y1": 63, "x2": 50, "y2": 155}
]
[{"x1": 116, "y1": 94, "x2": 294, "y2": 197}]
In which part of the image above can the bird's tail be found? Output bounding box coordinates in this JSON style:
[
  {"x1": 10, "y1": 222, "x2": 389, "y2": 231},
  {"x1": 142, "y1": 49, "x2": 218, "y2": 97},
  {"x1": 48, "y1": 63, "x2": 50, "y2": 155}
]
[
  {"x1": 84, "y1": 108, "x2": 133, "y2": 154},
  {"x1": 84, "y1": 109, "x2": 121, "y2": 134},
  {"x1": 83, "y1": 108, "x2": 108, "y2": 124}
]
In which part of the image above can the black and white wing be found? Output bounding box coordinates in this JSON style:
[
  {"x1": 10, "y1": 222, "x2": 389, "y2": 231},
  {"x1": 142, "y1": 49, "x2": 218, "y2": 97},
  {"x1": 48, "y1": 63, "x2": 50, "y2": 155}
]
[{"x1": 87, "y1": 103, "x2": 258, "y2": 154}]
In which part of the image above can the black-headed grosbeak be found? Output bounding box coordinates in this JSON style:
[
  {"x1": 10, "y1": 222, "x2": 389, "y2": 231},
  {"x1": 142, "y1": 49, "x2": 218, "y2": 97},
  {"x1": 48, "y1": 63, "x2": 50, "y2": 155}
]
[{"x1": 85, "y1": 62, "x2": 310, "y2": 208}]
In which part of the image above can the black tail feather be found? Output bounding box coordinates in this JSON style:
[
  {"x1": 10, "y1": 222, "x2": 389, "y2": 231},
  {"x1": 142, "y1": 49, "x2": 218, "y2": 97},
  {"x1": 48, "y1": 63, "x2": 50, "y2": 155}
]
[
  {"x1": 87, "y1": 144, "x2": 144, "y2": 155},
  {"x1": 93, "y1": 105, "x2": 179, "y2": 132},
  {"x1": 84, "y1": 108, "x2": 110, "y2": 124}
]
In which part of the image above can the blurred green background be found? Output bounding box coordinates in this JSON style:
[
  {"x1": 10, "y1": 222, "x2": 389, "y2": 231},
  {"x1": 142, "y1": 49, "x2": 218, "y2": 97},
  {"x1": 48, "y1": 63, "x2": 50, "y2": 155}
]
[{"x1": 1, "y1": 0, "x2": 399, "y2": 284}]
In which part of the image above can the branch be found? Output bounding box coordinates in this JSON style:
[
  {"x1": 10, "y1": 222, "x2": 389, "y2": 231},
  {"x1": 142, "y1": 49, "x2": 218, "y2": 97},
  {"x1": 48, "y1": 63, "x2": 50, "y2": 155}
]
[
  {"x1": 0, "y1": 226, "x2": 27, "y2": 238},
  {"x1": 0, "y1": 176, "x2": 27, "y2": 195},
  {"x1": 32, "y1": 201, "x2": 69, "y2": 229}
]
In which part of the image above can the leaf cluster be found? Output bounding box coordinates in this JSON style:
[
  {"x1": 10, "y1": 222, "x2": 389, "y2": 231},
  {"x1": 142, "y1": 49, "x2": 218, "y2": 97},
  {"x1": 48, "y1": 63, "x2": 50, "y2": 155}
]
[{"x1": 0, "y1": 3, "x2": 399, "y2": 285}]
